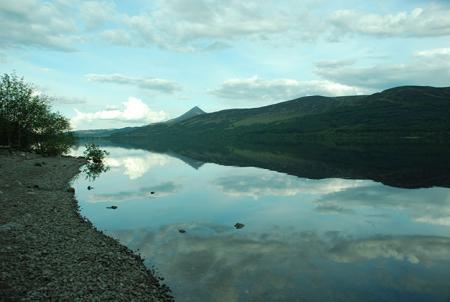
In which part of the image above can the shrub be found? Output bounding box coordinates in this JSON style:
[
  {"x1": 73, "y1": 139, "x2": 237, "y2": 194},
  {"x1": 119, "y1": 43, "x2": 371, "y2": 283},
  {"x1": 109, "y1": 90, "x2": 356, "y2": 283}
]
[{"x1": 83, "y1": 143, "x2": 109, "y2": 164}]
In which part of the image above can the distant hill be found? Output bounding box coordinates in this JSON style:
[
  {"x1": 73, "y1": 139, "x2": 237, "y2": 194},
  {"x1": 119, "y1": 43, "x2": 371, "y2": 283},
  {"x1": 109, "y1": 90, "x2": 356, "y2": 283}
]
[
  {"x1": 107, "y1": 86, "x2": 450, "y2": 144},
  {"x1": 73, "y1": 106, "x2": 205, "y2": 138},
  {"x1": 166, "y1": 106, "x2": 206, "y2": 124}
]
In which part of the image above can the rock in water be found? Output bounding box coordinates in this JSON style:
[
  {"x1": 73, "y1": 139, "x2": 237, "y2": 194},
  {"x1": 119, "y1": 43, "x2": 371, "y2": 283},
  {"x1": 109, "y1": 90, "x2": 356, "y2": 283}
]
[
  {"x1": 234, "y1": 223, "x2": 245, "y2": 229},
  {"x1": 107, "y1": 206, "x2": 118, "y2": 209},
  {"x1": 178, "y1": 229, "x2": 186, "y2": 233}
]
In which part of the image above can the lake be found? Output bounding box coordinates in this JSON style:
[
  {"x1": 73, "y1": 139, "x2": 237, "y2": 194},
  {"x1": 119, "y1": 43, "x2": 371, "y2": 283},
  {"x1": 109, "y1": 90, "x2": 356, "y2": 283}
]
[{"x1": 71, "y1": 143, "x2": 450, "y2": 302}]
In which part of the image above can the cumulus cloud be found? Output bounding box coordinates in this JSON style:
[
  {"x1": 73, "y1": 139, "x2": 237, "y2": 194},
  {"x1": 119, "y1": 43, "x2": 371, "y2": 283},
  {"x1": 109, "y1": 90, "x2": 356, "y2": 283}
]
[
  {"x1": 86, "y1": 73, "x2": 182, "y2": 94},
  {"x1": 71, "y1": 97, "x2": 167, "y2": 129},
  {"x1": 315, "y1": 47, "x2": 450, "y2": 89},
  {"x1": 330, "y1": 6, "x2": 450, "y2": 38},
  {"x1": 210, "y1": 76, "x2": 365, "y2": 102},
  {"x1": 214, "y1": 172, "x2": 368, "y2": 199},
  {"x1": 105, "y1": 151, "x2": 170, "y2": 179}
]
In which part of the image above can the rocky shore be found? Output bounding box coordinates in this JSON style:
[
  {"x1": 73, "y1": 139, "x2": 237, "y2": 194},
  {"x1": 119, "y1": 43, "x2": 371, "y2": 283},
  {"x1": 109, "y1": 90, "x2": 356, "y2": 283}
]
[{"x1": 0, "y1": 150, "x2": 172, "y2": 301}]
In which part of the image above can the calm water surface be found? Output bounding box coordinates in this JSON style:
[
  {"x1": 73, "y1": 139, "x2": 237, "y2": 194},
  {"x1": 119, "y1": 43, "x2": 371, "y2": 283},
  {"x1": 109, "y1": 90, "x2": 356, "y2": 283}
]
[{"x1": 71, "y1": 145, "x2": 450, "y2": 302}]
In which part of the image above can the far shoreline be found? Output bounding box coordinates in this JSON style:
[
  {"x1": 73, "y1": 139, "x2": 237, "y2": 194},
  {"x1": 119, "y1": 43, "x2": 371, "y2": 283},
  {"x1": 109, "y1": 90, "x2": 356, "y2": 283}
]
[{"x1": 0, "y1": 149, "x2": 173, "y2": 301}]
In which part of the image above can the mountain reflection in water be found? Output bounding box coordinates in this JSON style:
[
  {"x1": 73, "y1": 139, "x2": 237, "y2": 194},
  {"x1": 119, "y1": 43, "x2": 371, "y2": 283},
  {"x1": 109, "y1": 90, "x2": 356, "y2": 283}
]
[{"x1": 71, "y1": 141, "x2": 450, "y2": 302}]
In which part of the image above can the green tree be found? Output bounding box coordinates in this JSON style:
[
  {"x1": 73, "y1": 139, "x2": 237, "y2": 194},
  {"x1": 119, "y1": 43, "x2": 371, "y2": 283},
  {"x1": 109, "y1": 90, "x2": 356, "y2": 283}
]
[{"x1": 0, "y1": 73, "x2": 72, "y2": 151}]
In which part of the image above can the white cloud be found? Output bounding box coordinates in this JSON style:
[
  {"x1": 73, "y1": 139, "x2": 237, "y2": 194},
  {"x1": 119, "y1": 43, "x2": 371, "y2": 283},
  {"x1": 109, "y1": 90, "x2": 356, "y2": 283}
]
[
  {"x1": 330, "y1": 6, "x2": 450, "y2": 38},
  {"x1": 80, "y1": 1, "x2": 117, "y2": 30},
  {"x1": 86, "y1": 73, "x2": 182, "y2": 94},
  {"x1": 210, "y1": 76, "x2": 366, "y2": 102},
  {"x1": 89, "y1": 181, "x2": 180, "y2": 203},
  {"x1": 0, "y1": 0, "x2": 78, "y2": 51},
  {"x1": 105, "y1": 152, "x2": 169, "y2": 180},
  {"x1": 71, "y1": 97, "x2": 167, "y2": 129},
  {"x1": 116, "y1": 0, "x2": 293, "y2": 51},
  {"x1": 415, "y1": 47, "x2": 450, "y2": 57},
  {"x1": 214, "y1": 172, "x2": 368, "y2": 199},
  {"x1": 315, "y1": 47, "x2": 450, "y2": 89},
  {"x1": 328, "y1": 236, "x2": 450, "y2": 264},
  {"x1": 315, "y1": 185, "x2": 450, "y2": 227}
]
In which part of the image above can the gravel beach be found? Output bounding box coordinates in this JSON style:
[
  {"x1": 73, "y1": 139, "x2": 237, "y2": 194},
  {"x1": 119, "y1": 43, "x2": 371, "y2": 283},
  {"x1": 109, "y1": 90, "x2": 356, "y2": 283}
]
[{"x1": 0, "y1": 150, "x2": 173, "y2": 301}]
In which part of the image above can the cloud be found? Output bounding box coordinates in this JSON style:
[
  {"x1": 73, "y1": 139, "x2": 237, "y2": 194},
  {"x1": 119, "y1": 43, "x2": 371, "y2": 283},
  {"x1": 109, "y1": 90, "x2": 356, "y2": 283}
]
[
  {"x1": 71, "y1": 97, "x2": 167, "y2": 130},
  {"x1": 50, "y1": 95, "x2": 87, "y2": 105},
  {"x1": 214, "y1": 172, "x2": 368, "y2": 199},
  {"x1": 109, "y1": 224, "x2": 450, "y2": 301},
  {"x1": 0, "y1": 0, "x2": 78, "y2": 51},
  {"x1": 115, "y1": 0, "x2": 294, "y2": 51},
  {"x1": 210, "y1": 76, "x2": 365, "y2": 102},
  {"x1": 330, "y1": 6, "x2": 450, "y2": 38},
  {"x1": 314, "y1": 185, "x2": 450, "y2": 226},
  {"x1": 80, "y1": 1, "x2": 117, "y2": 30},
  {"x1": 86, "y1": 73, "x2": 182, "y2": 94},
  {"x1": 89, "y1": 181, "x2": 181, "y2": 203},
  {"x1": 329, "y1": 236, "x2": 450, "y2": 265},
  {"x1": 315, "y1": 47, "x2": 450, "y2": 89},
  {"x1": 105, "y1": 152, "x2": 169, "y2": 179}
]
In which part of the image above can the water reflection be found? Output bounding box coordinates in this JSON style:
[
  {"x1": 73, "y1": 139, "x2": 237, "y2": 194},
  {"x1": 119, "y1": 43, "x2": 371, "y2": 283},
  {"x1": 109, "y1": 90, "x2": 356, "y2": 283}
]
[
  {"x1": 89, "y1": 181, "x2": 181, "y2": 203},
  {"x1": 214, "y1": 172, "x2": 368, "y2": 199},
  {"x1": 106, "y1": 152, "x2": 168, "y2": 179},
  {"x1": 315, "y1": 185, "x2": 450, "y2": 226},
  {"x1": 109, "y1": 225, "x2": 450, "y2": 302},
  {"x1": 72, "y1": 144, "x2": 450, "y2": 302}
]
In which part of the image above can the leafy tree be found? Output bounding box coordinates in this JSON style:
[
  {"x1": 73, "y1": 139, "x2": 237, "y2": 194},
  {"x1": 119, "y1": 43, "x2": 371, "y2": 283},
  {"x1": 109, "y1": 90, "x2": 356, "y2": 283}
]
[{"x1": 0, "y1": 73, "x2": 72, "y2": 150}]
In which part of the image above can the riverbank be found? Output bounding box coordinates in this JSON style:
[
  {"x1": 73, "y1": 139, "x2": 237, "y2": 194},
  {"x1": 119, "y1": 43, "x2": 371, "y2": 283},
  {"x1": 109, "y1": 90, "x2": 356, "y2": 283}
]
[{"x1": 0, "y1": 150, "x2": 172, "y2": 301}]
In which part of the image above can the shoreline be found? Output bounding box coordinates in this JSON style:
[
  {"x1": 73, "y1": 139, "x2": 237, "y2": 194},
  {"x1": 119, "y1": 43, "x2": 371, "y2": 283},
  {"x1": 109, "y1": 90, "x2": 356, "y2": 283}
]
[{"x1": 0, "y1": 150, "x2": 172, "y2": 301}]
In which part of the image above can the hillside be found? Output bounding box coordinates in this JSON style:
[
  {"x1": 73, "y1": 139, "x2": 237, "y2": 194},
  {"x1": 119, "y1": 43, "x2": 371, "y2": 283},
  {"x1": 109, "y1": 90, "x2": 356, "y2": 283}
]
[
  {"x1": 166, "y1": 106, "x2": 205, "y2": 123},
  {"x1": 109, "y1": 86, "x2": 450, "y2": 143},
  {"x1": 73, "y1": 106, "x2": 205, "y2": 138}
]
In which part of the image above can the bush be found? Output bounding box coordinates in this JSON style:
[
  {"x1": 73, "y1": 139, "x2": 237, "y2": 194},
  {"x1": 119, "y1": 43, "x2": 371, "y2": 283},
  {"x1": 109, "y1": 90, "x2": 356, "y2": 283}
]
[
  {"x1": 83, "y1": 144, "x2": 110, "y2": 181},
  {"x1": 0, "y1": 73, "x2": 71, "y2": 149},
  {"x1": 83, "y1": 143, "x2": 109, "y2": 163}
]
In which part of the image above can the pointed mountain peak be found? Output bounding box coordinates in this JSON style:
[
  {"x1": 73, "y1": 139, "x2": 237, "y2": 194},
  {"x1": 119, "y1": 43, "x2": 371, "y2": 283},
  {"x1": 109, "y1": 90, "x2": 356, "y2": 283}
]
[
  {"x1": 167, "y1": 106, "x2": 206, "y2": 124},
  {"x1": 188, "y1": 106, "x2": 206, "y2": 114}
]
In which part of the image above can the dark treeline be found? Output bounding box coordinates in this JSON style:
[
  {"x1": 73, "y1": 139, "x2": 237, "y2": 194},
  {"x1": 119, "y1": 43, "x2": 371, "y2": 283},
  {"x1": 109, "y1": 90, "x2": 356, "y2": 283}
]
[{"x1": 0, "y1": 73, "x2": 73, "y2": 154}]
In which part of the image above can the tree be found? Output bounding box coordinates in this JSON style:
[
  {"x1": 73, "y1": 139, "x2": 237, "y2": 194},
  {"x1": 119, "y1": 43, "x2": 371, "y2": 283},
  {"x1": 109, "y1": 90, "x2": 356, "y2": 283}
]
[{"x1": 0, "y1": 73, "x2": 71, "y2": 150}]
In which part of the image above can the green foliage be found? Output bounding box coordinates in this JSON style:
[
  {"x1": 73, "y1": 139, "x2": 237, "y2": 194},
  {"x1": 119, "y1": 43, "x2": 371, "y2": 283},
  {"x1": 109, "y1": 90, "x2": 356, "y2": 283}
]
[
  {"x1": 0, "y1": 73, "x2": 72, "y2": 150},
  {"x1": 108, "y1": 85, "x2": 450, "y2": 144},
  {"x1": 82, "y1": 144, "x2": 110, "y2": 181},
  {"x1": 83, "y1": 143, "x2": 109, "y2": 163}
]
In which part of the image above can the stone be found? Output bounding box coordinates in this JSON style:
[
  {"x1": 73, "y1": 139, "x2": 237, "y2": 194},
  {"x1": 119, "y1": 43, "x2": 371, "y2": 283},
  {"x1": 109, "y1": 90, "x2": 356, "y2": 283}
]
[
  {"x1": 178, "y1": 229, "x2": 186, "y2": 234},
  {"x1": 234, "y1": 223, "x2": 245, "y2": 229},
  {"x1": 67, "y1": 187, "x2": 75, "y2": 193}
]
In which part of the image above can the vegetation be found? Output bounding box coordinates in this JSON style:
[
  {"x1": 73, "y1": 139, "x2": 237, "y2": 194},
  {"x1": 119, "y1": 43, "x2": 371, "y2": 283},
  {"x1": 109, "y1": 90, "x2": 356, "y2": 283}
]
[
  {"x1": 0, "y1": 73, "x2": 73, "y2": 153},
  {"x1": 83, "y1": 143, "x2": 109, "y2": 164},
  {"x1": 88, "y1": 85, "x2": 450, "y2": 144},
  {"x1": 82, "y1": 143, "x2": 110, "y2": 181}
]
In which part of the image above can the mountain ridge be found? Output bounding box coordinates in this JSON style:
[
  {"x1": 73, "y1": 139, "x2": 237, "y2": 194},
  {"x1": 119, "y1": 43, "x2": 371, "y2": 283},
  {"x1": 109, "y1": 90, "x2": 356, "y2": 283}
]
[{"x1": 106, "y1": 85, "x2": 450, "y2": 144}]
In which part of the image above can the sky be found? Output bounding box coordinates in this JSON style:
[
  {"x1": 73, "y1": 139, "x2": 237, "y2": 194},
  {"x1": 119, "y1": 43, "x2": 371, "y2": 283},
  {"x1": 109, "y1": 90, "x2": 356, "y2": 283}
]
[{"x1": 1, "y1": 0, "x2": 449, "y2": 130}]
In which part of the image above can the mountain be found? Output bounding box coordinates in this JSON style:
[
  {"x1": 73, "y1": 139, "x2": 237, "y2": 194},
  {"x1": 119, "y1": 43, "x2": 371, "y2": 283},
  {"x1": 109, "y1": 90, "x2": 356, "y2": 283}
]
[
  {"x1": 166, "y1": 106, "x2": 206, "y2": 124},
  {"x1": 108, "y1": 86, "x2": 450, "y2": 144},
  {"x1": 73, "y1": 106, "x2": 205, "y2": 138}
]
